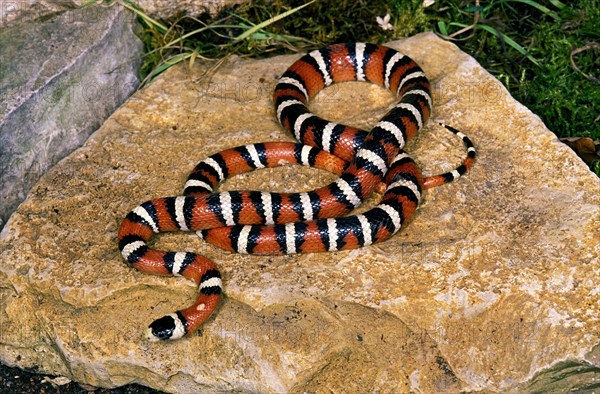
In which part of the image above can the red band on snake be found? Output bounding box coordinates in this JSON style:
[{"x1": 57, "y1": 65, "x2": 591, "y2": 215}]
[{"x1": 117, "y1": 43, "x2": 476, "y2": 341}]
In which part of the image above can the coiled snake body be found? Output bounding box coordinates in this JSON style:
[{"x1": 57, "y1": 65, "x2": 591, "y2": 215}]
[{"x1": 118, "y1": 43, "x2": 476, "y2": 341}]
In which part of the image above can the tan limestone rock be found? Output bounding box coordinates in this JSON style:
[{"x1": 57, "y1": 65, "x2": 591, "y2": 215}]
[{"x1": 1, "y1": 33, "x2": 599, "y2": 392}]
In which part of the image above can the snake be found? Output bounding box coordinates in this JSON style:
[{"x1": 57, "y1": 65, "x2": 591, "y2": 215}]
[{"x1": 117, "y1": 43, "x2": 476, "y2": 341}]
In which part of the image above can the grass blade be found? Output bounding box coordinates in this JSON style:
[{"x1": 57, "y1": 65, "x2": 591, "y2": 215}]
[
  {"x1": 233, "y1": 0, "x2": 316, "y2": 42},
  {"x1": 449, "y1": 22, "x2": 540, "y2": 66},
  {"x1": 119, "y1": 0, "x2": 168, "y2": 33},
  {"x1": 476, "y1": 24, "x2": 541, "y2": 66},
  {"x1": 496, "y1": 0, "x2": 560, "y2": 21},
  {"x1": 438, "y1": 21, "x2": 449, "y2": 36},
  {"x1": 143, "y1": 52, "x2": 193, "y2": 84},
  {"x1": 548, "y1": 0, "x2": 566, "y2": 9},
  {"x1": 80, "y1": 0, "x2": 101, "y2": 7}
]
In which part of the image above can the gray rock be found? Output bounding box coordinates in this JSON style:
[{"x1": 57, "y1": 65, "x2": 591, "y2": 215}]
[
  {"x1": 0, "y1": 5, "x2": 143, "y2": 228},
  {"x1": 0, "y1": 1, "x2": 249, "y2": 29},
  {"x1": 0, "y1": 1, "x2": 77, "y2": 29},
  {"x1": 132, "y1": 0, "x2": 250, "y2": 19}
]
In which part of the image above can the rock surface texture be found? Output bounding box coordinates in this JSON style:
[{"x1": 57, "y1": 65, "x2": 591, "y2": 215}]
[
  {"x1": 133, "y1": 0, "x2": 249, "y2": 19},
  {"x1": 0, "y1": 5, "x2": 143, "y2": 228},
  {"x1": 0, "y1": 1, "x2": 248, "y2": 29},
  {"x1": 1, "y1": 33, "x2": 598, "y2": 393}
]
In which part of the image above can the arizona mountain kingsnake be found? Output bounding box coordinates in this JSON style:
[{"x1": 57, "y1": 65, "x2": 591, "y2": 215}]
[{"x1": 118, "y1": 43, "x2": 476, "y2": 341}]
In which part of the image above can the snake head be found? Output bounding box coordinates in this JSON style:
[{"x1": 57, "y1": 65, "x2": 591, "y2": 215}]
[{"x1": 144, "y1": 312, "x2": 187, "y2": 341}]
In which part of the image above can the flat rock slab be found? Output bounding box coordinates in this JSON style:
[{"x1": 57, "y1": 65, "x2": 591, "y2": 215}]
[
  {"x1": 1, "y1": 33, "x2": 598, "y2": 393},
  {"x1": 0, "y1": 5, "x2": 143, "y2": 228}
]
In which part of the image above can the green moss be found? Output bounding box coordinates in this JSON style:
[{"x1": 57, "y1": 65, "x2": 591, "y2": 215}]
[
  {"x1": 424, "y1": 0, "x2": 599, "y2": 139},
  {"x1": 515, "y1": 2, "x2": 599, "y2": 138}
]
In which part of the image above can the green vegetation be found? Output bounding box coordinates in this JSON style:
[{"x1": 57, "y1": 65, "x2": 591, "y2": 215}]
[
  {"x1": 84, "y1": 0, "x2": 599, "y2": 171},
  {"x1": 431, "y1": 0, "x2": 599, "y2": 141}
]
